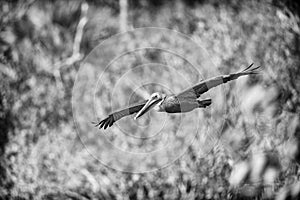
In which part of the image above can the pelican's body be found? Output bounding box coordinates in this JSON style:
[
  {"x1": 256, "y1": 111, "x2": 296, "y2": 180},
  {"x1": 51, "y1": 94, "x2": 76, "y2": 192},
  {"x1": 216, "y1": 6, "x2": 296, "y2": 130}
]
[
  {"x1": 155, "y1": 95, "x2": 211, "y2": 113},
  {"x1": 94, "y1": 64, "x2": 260, "y2": 129}
]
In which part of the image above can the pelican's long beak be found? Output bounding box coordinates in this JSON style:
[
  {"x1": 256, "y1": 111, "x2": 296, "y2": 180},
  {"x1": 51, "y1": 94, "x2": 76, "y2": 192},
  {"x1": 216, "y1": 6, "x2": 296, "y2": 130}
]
[{"x1": 134, "y1": 97, "x2": 161, "y2": 120}]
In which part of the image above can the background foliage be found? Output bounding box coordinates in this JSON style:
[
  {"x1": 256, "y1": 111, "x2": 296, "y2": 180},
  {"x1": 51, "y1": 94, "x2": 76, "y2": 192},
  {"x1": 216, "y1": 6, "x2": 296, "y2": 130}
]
[{"x1": 0, "y1": 0, "x2": 300, "y2": 199}]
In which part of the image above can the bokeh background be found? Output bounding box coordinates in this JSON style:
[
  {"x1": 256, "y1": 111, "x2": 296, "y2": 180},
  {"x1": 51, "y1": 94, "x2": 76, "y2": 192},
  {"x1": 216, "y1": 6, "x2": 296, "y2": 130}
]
[{"x1": 1, "y1": 0, "x2": 300, "y2": 199}]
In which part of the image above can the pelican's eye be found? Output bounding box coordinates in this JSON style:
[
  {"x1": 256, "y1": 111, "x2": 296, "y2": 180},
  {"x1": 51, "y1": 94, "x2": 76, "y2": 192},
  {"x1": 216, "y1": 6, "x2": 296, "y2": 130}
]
[{"x1": 152, "y1": 93, "x2": 159, "y2": 99}]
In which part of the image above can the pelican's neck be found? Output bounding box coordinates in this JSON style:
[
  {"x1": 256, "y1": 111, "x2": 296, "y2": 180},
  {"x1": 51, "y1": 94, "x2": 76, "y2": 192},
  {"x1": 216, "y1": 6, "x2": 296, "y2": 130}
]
[{"x1": 153, "y1": 97, "x2": 166, "y2": 112}]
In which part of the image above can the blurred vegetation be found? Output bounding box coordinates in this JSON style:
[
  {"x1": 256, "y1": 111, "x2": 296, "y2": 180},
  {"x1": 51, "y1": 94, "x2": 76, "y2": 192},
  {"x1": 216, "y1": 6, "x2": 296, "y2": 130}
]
[{"x1": 1, "y1": 0, "x2": 300, "y2": 199}]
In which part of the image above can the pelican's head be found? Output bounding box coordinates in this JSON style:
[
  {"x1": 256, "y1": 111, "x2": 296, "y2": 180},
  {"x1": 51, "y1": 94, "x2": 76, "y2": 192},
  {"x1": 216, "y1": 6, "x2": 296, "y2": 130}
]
[{"x1": 134, "y1": 92, "x2": 165, "y2": 120}]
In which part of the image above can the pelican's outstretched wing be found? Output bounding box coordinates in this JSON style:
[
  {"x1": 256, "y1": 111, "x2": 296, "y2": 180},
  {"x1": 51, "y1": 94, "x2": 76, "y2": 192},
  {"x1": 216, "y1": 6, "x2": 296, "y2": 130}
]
[
  {"x1": 93, "y1": 100, "x2": 148, "y2": 129},
  {"x1": 176, "y1": 63, "x2": 260, "y2": 99}
]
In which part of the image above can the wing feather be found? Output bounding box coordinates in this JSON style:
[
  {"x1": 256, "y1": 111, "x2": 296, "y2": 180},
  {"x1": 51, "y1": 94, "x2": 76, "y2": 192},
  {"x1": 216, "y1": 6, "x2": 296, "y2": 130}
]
[
  {"x1": 177, "y1": 63, "x2": 260, "y2": 99},
  {"x1": 176, "y1": 80, "x2": 209, "y2": 99},
  {"x1": 94, "y1": 100, "x2": 147, "y2": 130}
]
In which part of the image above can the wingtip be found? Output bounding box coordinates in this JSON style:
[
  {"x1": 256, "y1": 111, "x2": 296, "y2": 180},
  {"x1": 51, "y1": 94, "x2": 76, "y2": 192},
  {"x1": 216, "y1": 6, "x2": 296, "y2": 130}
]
[
  {"x1": 242, "y1": 63, "x2": 254, "y2": 72},
  {"x1": 241, "y1": 63, "x2": 262, "y2": 74}
]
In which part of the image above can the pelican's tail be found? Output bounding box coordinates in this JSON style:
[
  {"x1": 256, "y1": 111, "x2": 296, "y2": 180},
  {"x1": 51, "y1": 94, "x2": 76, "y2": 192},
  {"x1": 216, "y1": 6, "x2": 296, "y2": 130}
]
[{"x1": 198, "y1": 98, "x2": 212, "y2": 108}]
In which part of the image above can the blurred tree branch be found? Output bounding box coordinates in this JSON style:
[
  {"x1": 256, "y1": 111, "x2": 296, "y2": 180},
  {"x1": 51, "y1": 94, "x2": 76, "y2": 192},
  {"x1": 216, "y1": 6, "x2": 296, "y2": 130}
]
[
  {"x1": 119, "y1": 0, "x2": 128, "y2": 32},
  {"x1": 54, "y1": 2, "x2": 88, "y2": 96},
  {"x1": 56, "y1": 2, "x2": 88, "y2": 67}
]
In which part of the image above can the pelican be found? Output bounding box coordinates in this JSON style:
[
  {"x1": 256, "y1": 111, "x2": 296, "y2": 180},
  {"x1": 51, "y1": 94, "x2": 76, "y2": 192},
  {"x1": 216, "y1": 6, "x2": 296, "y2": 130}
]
[{"x1": 94, "y1": 63, "x2": 260, "y2": 129}]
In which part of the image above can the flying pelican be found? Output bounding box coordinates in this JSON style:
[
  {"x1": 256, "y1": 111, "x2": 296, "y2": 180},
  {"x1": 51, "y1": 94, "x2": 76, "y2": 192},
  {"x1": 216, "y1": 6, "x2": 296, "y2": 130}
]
[{"x1": 94, "y1": 63, "x2": 260, "y2": 129}]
